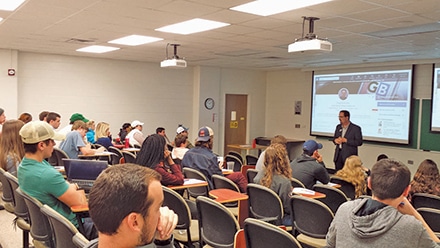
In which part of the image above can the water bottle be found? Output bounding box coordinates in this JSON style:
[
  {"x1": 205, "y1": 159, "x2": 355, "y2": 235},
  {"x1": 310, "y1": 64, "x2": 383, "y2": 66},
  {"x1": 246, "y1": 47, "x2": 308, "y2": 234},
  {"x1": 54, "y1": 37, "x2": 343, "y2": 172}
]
[
  {"x1": 125, "y1": 138, "x2": 129, "y2": 148},
  {"x1": 252, "y1": 139, "x2": 256, "y2": 148}
]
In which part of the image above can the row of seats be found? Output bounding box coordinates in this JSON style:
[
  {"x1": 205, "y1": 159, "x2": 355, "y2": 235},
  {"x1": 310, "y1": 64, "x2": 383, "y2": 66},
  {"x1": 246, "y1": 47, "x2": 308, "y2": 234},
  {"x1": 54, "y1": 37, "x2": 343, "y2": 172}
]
[{"x1": 0, "y1": 168, "x2": 88, "y2": 248}]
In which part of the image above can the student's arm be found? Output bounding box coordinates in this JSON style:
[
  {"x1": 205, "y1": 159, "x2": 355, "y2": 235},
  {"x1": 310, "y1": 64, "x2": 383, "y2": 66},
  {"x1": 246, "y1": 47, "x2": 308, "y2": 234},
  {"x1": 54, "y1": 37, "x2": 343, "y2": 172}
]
[
  {"x1": 397, "y1": 197, "x2": 440, "y2": 243},
  {"x1": 57, "y1": 183, "x2": 87, "y2": 207},
  {"x1": 133, "y1": 132, "x2": 145, "y2": 145}
]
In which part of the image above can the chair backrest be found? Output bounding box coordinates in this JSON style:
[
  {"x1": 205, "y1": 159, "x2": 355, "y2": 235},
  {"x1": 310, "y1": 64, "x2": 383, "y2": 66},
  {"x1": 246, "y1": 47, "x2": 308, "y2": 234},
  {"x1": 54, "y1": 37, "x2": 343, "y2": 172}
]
[
  {"x1": 225, "y1": 155, "x2": 243, "y2": 172},
  {"x1": 51, "y1": 147, "x2": 70, "y2": 167},
  {"x1": 247, "y1": 183, "x2": 283, "y2": 225},
  {"x1": 212, "y1": 174, "x2": 240, "y2": 192},
  {"x1": 412, "y1": 193, "x2": 440, "y2": 210},
  {"x1": 40, "y1": 204, "x2": 89, "y2": 248},
  {"x1": 196, "y1": 196, "x2": 240, "y2": 248},
  {"x1": 244, "y1": 218, "x2": 302, "y2": 248},
  {"x1": 312, "y1": 184, "x2": 348, "y2": 213},
  {"x1": 183, "y1": 167, "x2": 210, "y2": 198},
  {"x1": 228, "y1": 151, "x2": 244, "y2": 164},
  {"x1": 0, "y1": 168, "x2": 15, "y2": 210},
  {"x1": 107, "y1": 146, "x2": 123, "y2": 165},
  {"x1": 245, "y1": 155, "x2": 258, "y2": 165},
  {"x1": 291, "y1": 178, "x2": 305, "y2": 188},
  {"x1": 290, "y1": 195, "x2": 334, "y2": 239},
  {"x1": 417, "y1": 207, "x2": 440, "y2": 233},
  {"x1": 330, "y1": 176, "x2": 356, "y2": 199},
  {"x1": 121, "y1": 151, "x2": 137, "y2": 164},
  {"x1": 162, "y1": 186, "x2": 198, "y2": 246},
  {"x1": 4, "y1": 172, "x2": 28, "y2": 219},
  {"x1": 17, "y1": 188, "x2": 55, "y2": 247},
  {"x1": 246, "y1": 169, "x2": 259, "y2": 184}
]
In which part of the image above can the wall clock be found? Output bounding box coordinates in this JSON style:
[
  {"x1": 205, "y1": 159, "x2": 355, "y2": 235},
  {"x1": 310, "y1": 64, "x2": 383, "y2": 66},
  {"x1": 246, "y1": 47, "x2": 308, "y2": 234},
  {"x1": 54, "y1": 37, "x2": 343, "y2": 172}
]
[{"x1": 204, "y1": 98, "x2": 215, "y2": 110}]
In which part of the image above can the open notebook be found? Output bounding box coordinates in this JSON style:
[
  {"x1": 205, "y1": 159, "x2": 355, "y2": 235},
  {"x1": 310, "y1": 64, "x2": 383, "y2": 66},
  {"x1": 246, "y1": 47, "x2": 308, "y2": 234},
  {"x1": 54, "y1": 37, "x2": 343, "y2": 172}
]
[{"x1": 62, "y1": 158, "x2": 109, "y2": 191}]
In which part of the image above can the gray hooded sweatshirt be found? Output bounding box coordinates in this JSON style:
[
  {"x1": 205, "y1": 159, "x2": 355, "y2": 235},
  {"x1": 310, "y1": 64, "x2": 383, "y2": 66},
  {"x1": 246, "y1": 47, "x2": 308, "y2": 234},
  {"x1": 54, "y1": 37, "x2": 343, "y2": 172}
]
[{"x1": 325, "y1": 198, "x2": 440, "y2": 248}]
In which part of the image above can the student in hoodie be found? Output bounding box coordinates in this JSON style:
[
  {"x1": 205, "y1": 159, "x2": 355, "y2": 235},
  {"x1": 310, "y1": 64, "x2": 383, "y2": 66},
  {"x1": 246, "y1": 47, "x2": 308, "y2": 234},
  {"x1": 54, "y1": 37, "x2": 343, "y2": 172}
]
[
  {"x1": 325, "y1": 159, "x2": 440, "y2": 248},
  {"x1": 290, "y1": 140, "x2": 329, "y2": 189}
]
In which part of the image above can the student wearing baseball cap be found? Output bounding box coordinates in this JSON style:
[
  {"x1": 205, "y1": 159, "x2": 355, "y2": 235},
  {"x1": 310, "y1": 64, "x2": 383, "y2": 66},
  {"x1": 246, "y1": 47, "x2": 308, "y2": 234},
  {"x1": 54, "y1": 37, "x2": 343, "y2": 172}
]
[
  {"x1": 176, "y1": 124, "x2": 193, "y2": 149},
  {"x1": 181, "y1": 126, "x2": 248, "y2": 192},
  {"x1": 290, "y1": 139, "x2": 330, "y2": 189},
  {"x1": 126, "y1": 120, "x2": 145, "y2": 147},
  {"x1": 17, "y1": 121, "x2": 97, "y2": 239}
]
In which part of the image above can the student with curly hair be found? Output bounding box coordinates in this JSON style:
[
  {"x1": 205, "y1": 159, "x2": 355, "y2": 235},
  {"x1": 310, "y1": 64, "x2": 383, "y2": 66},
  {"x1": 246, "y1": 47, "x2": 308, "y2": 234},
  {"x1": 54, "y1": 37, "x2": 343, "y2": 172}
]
[
  {"x1": 409, "y1": 159, "x2": 440, "y2": 201},
  {"x1": 335, "y1": 155, "x2": 368, "y2": 198},
  {"x1": 254, "y1": 143, "x2": 293, "y2": 225}
]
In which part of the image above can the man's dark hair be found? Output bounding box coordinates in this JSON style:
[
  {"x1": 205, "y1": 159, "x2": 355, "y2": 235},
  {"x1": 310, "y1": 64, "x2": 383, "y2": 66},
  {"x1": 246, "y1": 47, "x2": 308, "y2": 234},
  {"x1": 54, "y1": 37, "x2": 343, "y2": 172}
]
[
  {"x1": 88, "y1": 164, "x2": 161, "y2": 235},
  {"x1": 39, "y1": 111, "x2": 49, "y2": 121},
  {"x1": 195, "y1": 139, "x2": 213, "y2": 150},
  {"x1": 46, "y1": 112, "x2": 60, "y2": 123},
  {"x1": 370, "y1": 159, "x2": 410, "y2": 200},
  {"x1": 376, "y1": 153, "x2": 388, "y2": 161},
  {"x1": 340, "y1": 110, "x2": 350, "y2": 119},
  {"x1": 23, "y1": 143, "x2": 39, "y2": 154},
  {"x1": 303, "y1": 148, "x2": 314, "y2": 156},
  {"x1": 156, "y1": 127, "x2": 165, "y2": 134}
]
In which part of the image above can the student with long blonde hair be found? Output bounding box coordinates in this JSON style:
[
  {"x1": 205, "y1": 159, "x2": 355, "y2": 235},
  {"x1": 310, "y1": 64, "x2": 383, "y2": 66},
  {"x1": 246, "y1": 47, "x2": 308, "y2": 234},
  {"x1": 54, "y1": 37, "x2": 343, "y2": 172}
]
[
  {"x1": 0, "y1": 120, "x2": 25, "y2": 176},
  {"x1": 95, "y1": 122, "x2": 113, "y2": 149},
  {"x1": 255, "y1": 143, "x2": 293, "y2": 225},
  {"x1": 334, "y1": 155, "x2": 367, "y2": 198}
]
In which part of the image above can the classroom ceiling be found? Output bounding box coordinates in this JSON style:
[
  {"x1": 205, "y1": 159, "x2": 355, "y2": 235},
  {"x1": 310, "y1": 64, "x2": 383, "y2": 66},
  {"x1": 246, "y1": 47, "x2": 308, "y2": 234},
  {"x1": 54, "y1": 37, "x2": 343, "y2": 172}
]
[{"x1": 1, "y1": 0, "x2": 440, "y2": 70}]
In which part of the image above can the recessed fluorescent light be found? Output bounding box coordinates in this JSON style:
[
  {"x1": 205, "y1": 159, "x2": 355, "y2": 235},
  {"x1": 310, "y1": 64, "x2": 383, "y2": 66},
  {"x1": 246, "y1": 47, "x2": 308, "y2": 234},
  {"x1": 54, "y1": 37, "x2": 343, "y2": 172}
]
[
  {"x1": 76, "y1": 45, "x2": 120, "y2": 54},
  {"x1": 230, "y1": 0, "x2": 333, "y2": 16},
  {"x1": 0, "y1": 0, "x2": 26, "y2": 11},
  {"x1": 155, "y1": 18, "x2": 230, "y2": 35},
  {"x1": 108, "y1": 35, "x2": 163, "y2": 46}
]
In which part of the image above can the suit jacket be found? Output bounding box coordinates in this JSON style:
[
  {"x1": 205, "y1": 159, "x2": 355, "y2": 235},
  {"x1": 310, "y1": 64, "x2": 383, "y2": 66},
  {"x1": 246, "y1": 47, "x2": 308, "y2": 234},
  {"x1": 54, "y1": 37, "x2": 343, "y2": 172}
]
[{"x1": 333, "y1": 122, "x2": 363, "y2": 163}]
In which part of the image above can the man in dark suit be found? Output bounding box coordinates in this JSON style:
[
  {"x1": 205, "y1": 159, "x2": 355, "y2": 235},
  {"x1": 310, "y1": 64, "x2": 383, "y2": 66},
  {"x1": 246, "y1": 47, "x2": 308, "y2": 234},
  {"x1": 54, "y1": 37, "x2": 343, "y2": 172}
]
[{"x1": 333, "y1": 110, "x2": 363, "y2": 171}]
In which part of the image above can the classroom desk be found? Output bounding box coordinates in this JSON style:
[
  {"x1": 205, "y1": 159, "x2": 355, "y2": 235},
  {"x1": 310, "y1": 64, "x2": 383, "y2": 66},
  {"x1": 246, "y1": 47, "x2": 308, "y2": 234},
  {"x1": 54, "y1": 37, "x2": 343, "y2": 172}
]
[
  {"x1": 78, "y1": 152, "x2": 113, "y2": 160},
  {"x1": 167, "y1": 178, "x2": 208, "y2": 190},
  {"x1": 71, "y1": 204, "x2": 89, "y2": 235},
  {"x1": 292, "y1": 188, "x2": 326, "y2": 199},
  {"x1": 227, "y1": 144, "x2": 267, "y2": 156},
  {"x1": 209, "y1": 189, "x2": 249, "y2": 228},
  {"x1": 122, "y1": 148, "x2": 140, "y2": 153},
  {"x1": 255, "y1": 137, "x2": 305, "y2": 160}
]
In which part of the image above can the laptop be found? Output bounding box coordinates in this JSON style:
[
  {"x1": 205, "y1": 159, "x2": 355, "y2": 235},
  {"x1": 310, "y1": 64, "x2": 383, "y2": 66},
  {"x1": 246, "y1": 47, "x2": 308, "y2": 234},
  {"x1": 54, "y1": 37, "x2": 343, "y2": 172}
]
[{"x1": 62, "y1": 159, "x2": 109, "y2": 191}]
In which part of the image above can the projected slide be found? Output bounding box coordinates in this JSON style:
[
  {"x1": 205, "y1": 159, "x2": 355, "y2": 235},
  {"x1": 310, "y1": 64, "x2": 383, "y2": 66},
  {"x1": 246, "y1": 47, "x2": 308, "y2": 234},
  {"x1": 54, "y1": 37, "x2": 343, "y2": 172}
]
[
  {"x1": 431, "y1": 67, "x2": 440, "y2": 132},
  {"x1": 311, "y1": 68, "x2": 412, "y2": 144}
]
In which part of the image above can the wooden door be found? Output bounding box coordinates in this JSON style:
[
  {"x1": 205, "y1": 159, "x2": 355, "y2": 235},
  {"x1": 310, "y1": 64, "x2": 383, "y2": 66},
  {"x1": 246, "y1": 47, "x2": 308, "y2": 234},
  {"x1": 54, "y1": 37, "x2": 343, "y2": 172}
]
[{"x1": 224, "y1": 94, "x2": 247, "y2": 154}]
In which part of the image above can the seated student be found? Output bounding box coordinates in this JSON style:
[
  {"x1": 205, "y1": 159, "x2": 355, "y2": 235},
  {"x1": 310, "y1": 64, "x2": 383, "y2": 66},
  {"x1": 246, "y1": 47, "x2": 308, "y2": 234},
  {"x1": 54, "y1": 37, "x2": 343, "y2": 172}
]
[
  {"x1": 171, "y1": 133, "x2": 189, "y2": 162},
  {"x1": 254, "y1": 143, "x2": 293, "y2": 226},
  {"x1": 176, "y1": 124, "x2": 194, "y2": 149},
  {"x1": 95, "y1": 122, "x2": 114, "y2": 149},
  {"x1": 326, "y1": 159, "x2": 440, "y2": 247},
  {"x1": 18, "y1": 121, "x2": 96, "y2": 239},
  {"x1": 18, "y1": 112, "x2": 33, "y2": 123},
  {"x1": 290, "y1": 140, "x2": 329, "y2": 189},
  {"x1": 118, "y1": 122, "x2": 131, "y2": 143},
  {"x1": 126, "y1": 120, "x2": 145, "y2": 147},
  {"x1": 86, "y1": 164, "x2": 178, "y2": 248},
  {"x1": 409, "y1": 159, "x2": 440, "y2": 201},
  {"x1": 255, "y1": 135, "x2": 287, "y2": 171},
  {"x1": 136, "y1": 134, "x2": 184, "y2": 186},
  {"x1": 59, "y1": 120, "x2": 105, "y2": 159},
  {"x1": 0, "y1": 120, "x2": 25, "y2": 176},
  {"x1": 334, "y1": 155, "x2": 368, "y2": 198},
  {"x1": 86, "y1": 120, "x2": 96, "y2": 144},
  {"x1": 377, "y1": 153, "x2": 389, "y2": 161},
  {"x1": 182, "y1": 126, "x2": 248, "y2": 193}
]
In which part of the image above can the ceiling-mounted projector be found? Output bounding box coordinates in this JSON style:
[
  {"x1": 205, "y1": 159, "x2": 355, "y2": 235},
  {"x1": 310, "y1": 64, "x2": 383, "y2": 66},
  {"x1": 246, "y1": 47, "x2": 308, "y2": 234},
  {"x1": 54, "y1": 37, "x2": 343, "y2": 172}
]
[
  {"x1": 288, "y1": 17, "x2": 332, "y2": 53},
  {"x1": 160, "y1": 43, "x2": 187, "y2": 68}
]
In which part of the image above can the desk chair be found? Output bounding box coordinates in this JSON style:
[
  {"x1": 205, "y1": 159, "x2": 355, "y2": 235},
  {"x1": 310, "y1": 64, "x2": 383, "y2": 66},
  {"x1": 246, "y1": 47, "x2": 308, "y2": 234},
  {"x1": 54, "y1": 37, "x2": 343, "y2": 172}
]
[
  {"x1": 312, "y1": 184, "x2": 348, "y2": 213},
  {"x1": 417, "y1": 207, "x2": 440, "y2": 238},
  {"x1": 107, "y1": 146, "x2": 123, "y2": 165},
  {"x1": 4, "y1": 172, "x2": 30, "y2": 248},
  {"x1": 212, "y1": 174, "x2": 240, "y2": 212},
  {"x1": 17, "y1": 188, "x2": 55, "y2": 248},
  {"x1": 121, "y1": 151, "x2": 137, "y2": 164},
  {"x1": 330, "y1": 176, "x2": 355, "y2": 200},
  {"x1": 412, "y1": 193, "x2": 440, "y2": 210},
  {"x1": 245, "y1": 154, "x2": 258, "y2": 165},
  {"x1": 162, "y1": 187, "x2": 199, "y2": 248},
  {"x1": 0, "y1": 168, "x2": 15, "y2": 213},
  {"x1": 40, "y1": 205, "x2": 89, "y2": 248},
  {"x1": 48, "y1": 147, "x2": 70, "y2": 168},
  {"x1": 228, "y1": 151, "x2": 244, "y2": 164},
  {"x1": 182, "y1": 167, "x2": 210, "y2": 199},
  {"x1": 225, "y1": 154, "x2": 243, "y2": 172},
  {"x1": 290, "y1": 195, "x2": 334, "y2": 248},
  {"x1": 247, "y1": 183, "x2": 284, "y2": 225},
  {"x1": 246, "y1": 169, "x2": 259, "y2": 184},
  {"x1": 196, "y1": 196, "x2": 240, "y2": 248},
  {"x1": 291, "y1": 178, "x2": 306, "y2": 188},
  {"x1": 244, "y1": 218, "x2": 303, "y2": 248}
]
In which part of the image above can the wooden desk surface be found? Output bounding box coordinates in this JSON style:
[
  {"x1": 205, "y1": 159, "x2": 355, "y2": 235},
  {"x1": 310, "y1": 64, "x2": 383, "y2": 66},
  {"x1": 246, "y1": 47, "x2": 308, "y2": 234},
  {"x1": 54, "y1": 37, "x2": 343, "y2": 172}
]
[
  {"x1": 209, "y1": 189, "x2": 248, "y2": 203},
  {"x1": 122, "y1": 148, "x2": 140, "y2": 152},
  {"x1": 292, "y1": 188, "x2": 326, "y2": 199},
  {"x1": 71, "y1": 204, "x2": 89, "y2": 212},
  {"x1": 227, "y1": 144, "x2": 267, "y2": 150}
]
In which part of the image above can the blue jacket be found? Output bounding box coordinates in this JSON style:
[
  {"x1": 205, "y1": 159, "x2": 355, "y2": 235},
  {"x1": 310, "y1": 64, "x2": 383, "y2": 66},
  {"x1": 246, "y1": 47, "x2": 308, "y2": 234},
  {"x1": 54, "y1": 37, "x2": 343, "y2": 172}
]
[{"x1": 181, "y1": 146, "x2": 222, "y2": 189}]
